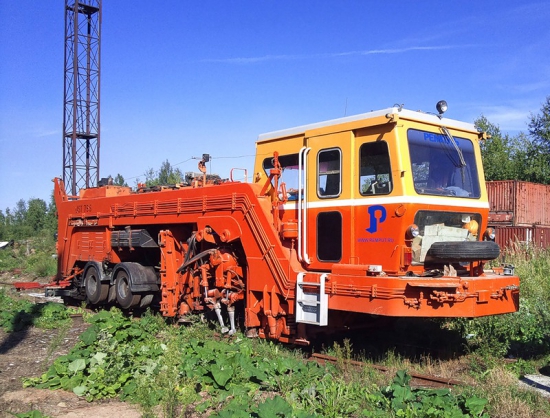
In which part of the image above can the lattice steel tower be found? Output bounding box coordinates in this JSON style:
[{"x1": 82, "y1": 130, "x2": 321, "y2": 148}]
[{"x1": 63, "y1": 0, "x2": 101, "y2": 196}]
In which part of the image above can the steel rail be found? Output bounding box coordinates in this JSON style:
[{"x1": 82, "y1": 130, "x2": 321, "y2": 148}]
[{"x1": 309, "y1": 352, "x2": 466, "y2": 387}]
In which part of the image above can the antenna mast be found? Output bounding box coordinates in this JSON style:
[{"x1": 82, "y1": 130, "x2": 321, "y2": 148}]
[{"x1": 62, "y1": 0, "x2": 102, "y2": 196}]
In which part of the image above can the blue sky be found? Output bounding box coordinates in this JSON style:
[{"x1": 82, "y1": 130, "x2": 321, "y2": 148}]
[{"x1": 1, "y1": 1, "x2": 549, "y2": 211}]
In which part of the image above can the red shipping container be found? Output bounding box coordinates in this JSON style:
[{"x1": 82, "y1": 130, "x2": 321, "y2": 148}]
[
  {"x1": 534, "y1": 226, "x2": 550, "y2": 248},
  {"x1": 494, "y1": 226, "x2": 550, "y2": 250},
  {"x1": 487, "y1": 181, "x2": 550, "y2": 227}
]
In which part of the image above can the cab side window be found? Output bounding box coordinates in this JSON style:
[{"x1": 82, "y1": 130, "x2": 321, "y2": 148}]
[
  {"x1": 318, "y1": 148, "x2": 341, "y2": 198},
  {"x1": 359, "y1": 142, "x2": 392, "y2": 195},
  {"x1": 263, "y1": 153, "x2": 301, "y2": 200}
]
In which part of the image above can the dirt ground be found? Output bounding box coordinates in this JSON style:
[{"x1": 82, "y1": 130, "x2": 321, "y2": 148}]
[{"x1": 0, "y1": 273, "x2": 142, "y2": 418}]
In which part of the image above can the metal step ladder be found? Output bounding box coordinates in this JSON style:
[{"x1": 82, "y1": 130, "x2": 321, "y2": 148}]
[{"x1": 295, "y1": 273, "x2": 328, "y2": 326}]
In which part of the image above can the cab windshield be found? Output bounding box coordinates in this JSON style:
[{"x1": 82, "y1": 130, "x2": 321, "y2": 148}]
[{"x1": 408, "y1": 129, "x2": 481, "y2": 198}]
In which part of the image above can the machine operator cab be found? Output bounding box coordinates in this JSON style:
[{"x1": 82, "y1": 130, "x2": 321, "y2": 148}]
[{"x1": 254, "y1": 102, "x2": 497, "y2": 276}]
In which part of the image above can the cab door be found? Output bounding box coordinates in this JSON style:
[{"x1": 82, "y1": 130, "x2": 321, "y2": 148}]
[{"x1": 301, "y1": 131, "x2": 353, "y2": 269}]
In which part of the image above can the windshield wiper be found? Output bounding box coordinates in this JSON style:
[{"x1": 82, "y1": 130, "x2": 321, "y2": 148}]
[{"x1": 441, "y1": 126, "x2": 466, "y2": 168}]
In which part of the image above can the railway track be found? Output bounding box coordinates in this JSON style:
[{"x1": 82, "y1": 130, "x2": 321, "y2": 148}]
[{"x1": 309, "y1": 352, "x2": 466, "y2": 389}]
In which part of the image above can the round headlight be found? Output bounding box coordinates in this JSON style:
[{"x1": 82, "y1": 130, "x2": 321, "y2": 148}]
[
  {"x1": 406, "y1": 224, "x2": 419, "y2": 239},
  {"x1": 484, "y1": 227, "x2": 496, "y2": 241}
]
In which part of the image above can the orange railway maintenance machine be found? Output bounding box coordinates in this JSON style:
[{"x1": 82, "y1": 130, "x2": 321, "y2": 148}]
[{"x1": 49, "y1": 103, "x2": 519, "y2": 344}]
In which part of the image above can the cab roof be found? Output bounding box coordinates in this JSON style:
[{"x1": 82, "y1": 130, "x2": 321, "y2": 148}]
[{"x1": 257, "y1": 106, "x2": 478, "y2": 143}]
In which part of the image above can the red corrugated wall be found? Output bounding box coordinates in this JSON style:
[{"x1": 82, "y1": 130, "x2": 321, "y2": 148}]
[
  {"x1": 534, "y1": 226, "x2": 550, "y2": 248},
  {"x1": 494, "y1": 226, "x2": 550, "y2": 250},
  {"x1": 494, "y1": 226, "x2": 528, "y2": 249},
  {"x1": 487, "y1": 181, "x2": 550, "y2": 226}
]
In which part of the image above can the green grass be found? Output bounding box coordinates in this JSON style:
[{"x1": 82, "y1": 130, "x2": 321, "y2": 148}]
[
  {"x1": 440, "y1": 245, "x2": 550, "y2": 359},
  {"x1": 0, "y1": 235, "x2": 57, "y2": 278},
  {"x1": 3, "y1": 240, "x2": 550, "y2": 417},
  {"x1": 19, "y1": 307, "x2": 494, "y2": 417},
  {"x1": 509, "y1": 245, "x2": 550, "y2": 301},
  {"x1": 0, "y1": 289, "x2": 71, "y2": 332}
]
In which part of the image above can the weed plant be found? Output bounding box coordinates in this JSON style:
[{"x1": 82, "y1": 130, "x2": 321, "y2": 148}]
[
  {"x1": 5, "y1": 240, "x2": 550, "y2": 417},
  {"x1": 0, "y1": 289, "x2": 71, "y2": 332},
  {"x1": 0, "y1": 235, "x2": 56, "y2": 278},
  {"x1": 22, "y1": 307, "x2": 493, "y2": 417},
  {"x1": 444, "y1": 244, "x2": 550, "y2": 359}
]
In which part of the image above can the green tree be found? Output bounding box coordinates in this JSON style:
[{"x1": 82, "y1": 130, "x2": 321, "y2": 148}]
[
  {"x1": 0, "y1": 209, "x2": 6, "y2": 240},
  {"x1": 475, "y1": 116, "x2": 517, "y2": 181},
  {"x1": 113, "y1": 173, "x2": 128, "y2": 187},
  {"x1": 25, "y1": 198, "x2": 48, "y2": 233},
  {"x1": 510, "y1": 133, "x2": 550, "y2": 184},
  {"x1": 529, "y1": 95, "x2": 550, "y2": 152},
  {"x1": 144, "y1": 160, "x2": 183, "y2": 186},
  {"x1": 13, "y1": 199, "x2": 27, "y2": 226},
  {"x1": 44, "y1": 192, "x2": 57, "y2": 234},
  {"x1": 158, "y1": 160, "x2": 183, "y2": 184},
  {"x1": 11, "y1": 199, "x2": 32, "y2": 239},
  {"x1": 0, "y1": 196, "x2": 56, "y2": 240},
  {"x1": 476, "y1": 105, "x2": 550, "y2": 184},
  {"x1": 526, "y1": 96, "x2": 550, "y2": 184},
  {"x1": 4, "y1": 208, "x2": 14, "y2": 236},
  {"x1": 143, "y1": 167, "x2": 157, "y2": 186}
]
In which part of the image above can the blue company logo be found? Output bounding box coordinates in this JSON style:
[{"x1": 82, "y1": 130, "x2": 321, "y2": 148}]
[
  {"x1": 365, "y1": 205, "x2": 387, "y2": 233},
  {"x1": 423, "y1": 132, "x2": 460, "y2": 146}
]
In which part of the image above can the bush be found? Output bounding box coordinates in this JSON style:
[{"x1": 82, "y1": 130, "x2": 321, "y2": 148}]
[
  {"x1": 0, "y1": 290, "x2": 70, "y2": 332},
  {"x1": 0, "y1": 235, "x2": 56, "y2": 278},
  {"x1": 444, "y1": 245, "x2": 550, "y2": 358},
  {"x1": 25, "y1": 251, "x2": 57, "y2": 278}
]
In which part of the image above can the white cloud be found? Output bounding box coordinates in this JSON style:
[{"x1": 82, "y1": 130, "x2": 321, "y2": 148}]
[
  {"x1": 36, "y1": 129, "x2": 59, "y2": 138},
  {"x1": 511, "y1": 80, "x2": 550, "y2": 94},
  {"x1": 479, "y1": 105, "x2": 530, "y2": 132},
  {"x1": 200, "y1": 45, "x2": 470, "y2": 64}
]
